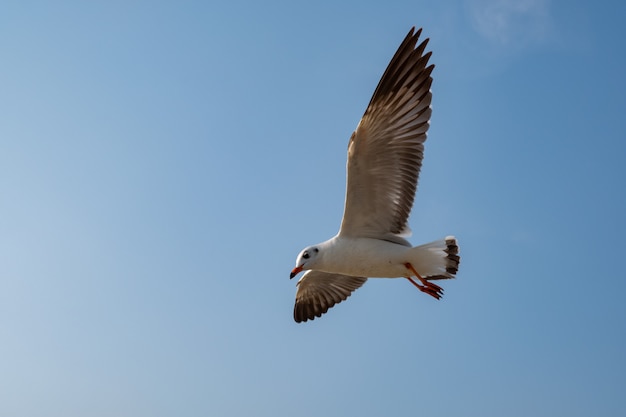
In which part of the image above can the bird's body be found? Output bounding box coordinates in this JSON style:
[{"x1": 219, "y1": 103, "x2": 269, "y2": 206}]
[
  {"x1": 290, "y1": 27, "x2": 461, "y2": 323},
  {"x1": 300, "y1": 235, "x2": 456, "y2": 279}
]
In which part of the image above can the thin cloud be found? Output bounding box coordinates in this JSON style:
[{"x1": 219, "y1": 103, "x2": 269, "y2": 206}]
[
  {"x1": 466, "y1": 0, "x2": 552, "y2": 47},
  {"x1": 426, "y1": 1, "x2": 557, "y2": 79}
]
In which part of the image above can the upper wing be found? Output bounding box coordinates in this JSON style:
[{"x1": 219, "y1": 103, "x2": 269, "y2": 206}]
[
  {"x1": 294, "y1": 271, "x2": 367, "y2": 323},
  {"x1": 339, "y1": 28, "x2": 434, "y2": 242}
]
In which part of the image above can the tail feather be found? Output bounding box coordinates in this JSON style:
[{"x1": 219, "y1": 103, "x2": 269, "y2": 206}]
[{"x1": 411, "y1": 236, "x2": 460, "y2": 280}]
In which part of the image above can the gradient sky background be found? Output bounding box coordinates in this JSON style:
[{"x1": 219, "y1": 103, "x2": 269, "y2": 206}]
[{"x1": 1, "y1": 1, "x2": 625, "y2": 416}]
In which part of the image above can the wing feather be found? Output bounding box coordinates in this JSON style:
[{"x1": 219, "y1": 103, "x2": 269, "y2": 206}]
[
  {"x1": 294, "y1": 271, "x2": 367, "y2": 323},
  {"x1": 339, "y1": 28, "x2": 434, "y2": 243}
]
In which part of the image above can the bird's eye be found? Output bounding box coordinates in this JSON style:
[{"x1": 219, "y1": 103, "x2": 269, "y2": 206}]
[{"x1": 302, "y1": 251, "x2": 310, "y2": 259}]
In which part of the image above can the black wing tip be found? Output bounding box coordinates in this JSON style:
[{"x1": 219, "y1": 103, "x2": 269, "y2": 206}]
[
  {"x1": 407, "y1": 26, "x2": 421, "y2": 37},
  {"x1": 294, "y1": 307, "x2": 323, "y2": 323},
  {"x1": 406, "y1": 26, "x2": 428, "y2": 46},
  {"x1": 293, "y1": 277, "x2": 367, "y2": 323},
  {"x1": 366, "y1": 26, "x2": 434, "y2": 109}
]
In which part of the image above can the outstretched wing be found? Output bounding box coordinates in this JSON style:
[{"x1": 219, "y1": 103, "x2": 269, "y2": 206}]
[
  {"x1": 339, "y1": 28, "x2": 434, "y2": 243},
  {"x1": 294, "y1": 271, "x2": 367, "y2": 323}
]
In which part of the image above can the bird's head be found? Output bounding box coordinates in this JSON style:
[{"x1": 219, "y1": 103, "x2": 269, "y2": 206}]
[{"x1": 290, "y1": 246, "x2": 320, "y2": 279}]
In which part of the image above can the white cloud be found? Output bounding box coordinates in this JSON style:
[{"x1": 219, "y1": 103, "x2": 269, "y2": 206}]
[{"x1": 466, "y1": 0, "x2": 552, "y2": 47}]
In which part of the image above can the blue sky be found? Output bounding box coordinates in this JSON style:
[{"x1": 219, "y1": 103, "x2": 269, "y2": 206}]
[{"x1": 1, "y1": 1, "x2": 625, "y2": 416}]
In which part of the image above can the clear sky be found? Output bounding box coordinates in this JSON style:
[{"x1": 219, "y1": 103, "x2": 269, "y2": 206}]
[{"x1": 1, "y1": 1, "x2": 625, "y2": 416}]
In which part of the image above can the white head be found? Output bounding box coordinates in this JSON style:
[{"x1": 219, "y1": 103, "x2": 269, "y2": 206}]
[{"x1": 290, "y1": 246, "x2": 320, "y2": 279}]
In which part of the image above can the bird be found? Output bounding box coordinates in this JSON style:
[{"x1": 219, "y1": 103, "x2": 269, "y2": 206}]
[{"x1": 290, "y1": 27, "x2": 460, "y2": 323}]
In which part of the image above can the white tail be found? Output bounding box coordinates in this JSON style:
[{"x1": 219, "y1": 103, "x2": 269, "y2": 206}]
[{"x1": 410, "y1": 236, "x2": 460, "y2": 279}]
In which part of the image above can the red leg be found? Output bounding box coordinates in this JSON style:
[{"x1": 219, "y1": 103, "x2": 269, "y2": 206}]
[{"x1": 404, "y1": 263, "x2": 443, "y2": 300}]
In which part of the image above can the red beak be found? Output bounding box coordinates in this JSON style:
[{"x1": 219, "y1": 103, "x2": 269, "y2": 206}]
[{"x1": 290, "y1": 266, "x2": 303, "y2": 279}]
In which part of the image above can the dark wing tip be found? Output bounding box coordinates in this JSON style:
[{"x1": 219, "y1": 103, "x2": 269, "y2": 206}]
[
  {"x1": 293, "y1": 275, "x2": 367, "y2": 323},
  {"x1": 365, "y1": 26, "x2": 434, "y2": 113}
]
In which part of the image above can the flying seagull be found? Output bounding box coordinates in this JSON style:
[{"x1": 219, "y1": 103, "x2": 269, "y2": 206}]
[{"x1": 290, "y1": 27, "x2": 460, "y2": 323}]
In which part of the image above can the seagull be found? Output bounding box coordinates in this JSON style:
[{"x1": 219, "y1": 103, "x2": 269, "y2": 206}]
[{"x1": 290, "y1": 27, "x2": 460, "y2": 323}]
